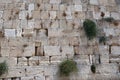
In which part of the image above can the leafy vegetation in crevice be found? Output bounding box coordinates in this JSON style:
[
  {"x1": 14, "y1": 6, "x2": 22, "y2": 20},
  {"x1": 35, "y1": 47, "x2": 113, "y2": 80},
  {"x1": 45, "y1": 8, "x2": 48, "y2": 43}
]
[
  {"x1": 59, "y1": 59, "x2": 78, "y2": 76},
  {"x1": 99, "y1": 36, "x2": 107, "y2": 44},
  {"x1": 102, "y1": 17, "x2": 114, "y2": 23},
  {"x1": 91, "y1": 64, "x2": 96, "y2": 73},
  {"x1": 83, "y1": 19, "x2": 97, "y2": 40},
  {"x1": 0, "y1": 61, "x2": 8, "y2": 76}
]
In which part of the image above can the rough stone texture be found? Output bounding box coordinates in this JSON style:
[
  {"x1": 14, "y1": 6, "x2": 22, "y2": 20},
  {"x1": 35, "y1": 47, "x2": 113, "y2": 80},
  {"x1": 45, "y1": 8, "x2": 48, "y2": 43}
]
[{"x1": 0, "y1": 0, "x2": 119, "y2": 80}]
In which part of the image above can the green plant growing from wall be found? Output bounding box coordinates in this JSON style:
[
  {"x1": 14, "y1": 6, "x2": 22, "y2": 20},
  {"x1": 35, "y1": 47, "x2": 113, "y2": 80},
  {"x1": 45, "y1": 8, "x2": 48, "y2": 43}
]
[
  {"x1": 59, "y1": 59, "x2": 78, "y2": 76},
  {"x1": 83, "y1": 19, "x2": 97, "y2": 40},
  {"x1": 99, "y1": 36, "x2": 107, "y2": 44},
  {"x1": 0, "y1": 61, "x2": 8, "y2": 76},
  {"x1": 103, "y1": 17, "x2": 114, "y2": 23},
  {"x1": 91, "y1": 64, "x2": 96, "y2": 73}
]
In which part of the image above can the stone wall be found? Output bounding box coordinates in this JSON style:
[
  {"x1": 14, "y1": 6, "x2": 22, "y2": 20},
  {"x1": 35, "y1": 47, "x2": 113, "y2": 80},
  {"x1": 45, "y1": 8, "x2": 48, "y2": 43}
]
[{"x1": 0, "y1": 0, "x2": 120, "y2": 80}]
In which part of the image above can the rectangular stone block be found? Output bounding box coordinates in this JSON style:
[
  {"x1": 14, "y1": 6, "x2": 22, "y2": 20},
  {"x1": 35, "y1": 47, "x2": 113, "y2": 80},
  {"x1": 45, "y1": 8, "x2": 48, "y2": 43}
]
[
  {"x1": 111, "y1": 46, "x2": 120, "y2": 56},
  {"x1": 90, "y1": 0, "x2": 99, "y2": 5},
  {"x1": 61, "y1": 46, "x2": 74, "y2": 57},
  {"x1": 97, "y1": 63, "x2": 118, "y2": 74},
  {"x1": 17, "y1": 57, "x2": 28, "y2": 66},
  {"x1": 19, "y1": 11, "x2": 27, "y2": 20},
  {"x1": 44, "y1": 46, "x2": 60, "y2": 56},
  {"x1": 39, "y1": 56, "x2": 49, "y2": 65},
  {"x1": 48, "y1": 28, "x2": 63, "y2": 37},
  {"x1": 26, "y1": 66, "x2": 44, "y2": 76},
  {"x1": 75, "y1": 55, "x2": 90, "y2": 65},
  {"x1": 1, "y1": 47, "x2": 10, "y2": 56},
  {"x1": 50, "y1": 0, "x2": 61, "y2": 4},
  {"x1": 29, "y1": 56, "x2": 39, "y2": 66},
  {"x1": 4, "y1": 29, "x2": 16, "y2": 38},
  {"x1": 23, "y1": 44, "x2": 35, "y2": 57},
  {"x1": 74, "y1": 5, "x2": 82, "y2": 11}
]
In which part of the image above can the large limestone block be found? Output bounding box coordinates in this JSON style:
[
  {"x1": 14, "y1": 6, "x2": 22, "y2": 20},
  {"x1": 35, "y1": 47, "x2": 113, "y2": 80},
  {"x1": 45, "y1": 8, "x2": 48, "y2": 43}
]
[
  {"x1": 77, "y1": 64, "x2": 90, "y2": 74},
  {"x1": 65, "y1": 11, "x2": 72, "y2": 19},
  {"x1": 44, "y1": 46, "x2": 60, "y2": 56},
  {"x1": 4, "y1": 29, "x2": 16, "y2": 38},
  {"x1": 17, "y1": 57, "x2": 28, "y2": 66},
  {"x1": 29, "y1": 56, "x2": 39, "y2": 66},
  {"x1": 111, "y1": 46, "x2": 120, "y2": 56},
  {"x1": 90, "y1": 0, "x2": 99, "y2": 5},
  {"x1": 61, "y1": 46, "x2": 74, "y2": 56},
  {"x1": 48, "y1": 28, "x2": 63, "y2": 37},
  {"x1": 49, "y1": 19, "x2": 59, "y2": 29},
  {"x1": 39, "y1": 56, "x2": 49, "y2": 65},
  {"x1": 26, "y1": 66, "x2": 44, "y2": 76},
  {"x1": 3, "y1": 20, "x2": 13, "y2": 29},
  {"x1": 74, "y1": 5, "x2": 82, "y2": 11},
  {"x1": 19, "y1": 11, "x2": 27, "y2": 20},
  {"x1": 9, "y1": 47, "x2": 23, "y2": 57},
  {"x1": 0, "y1": 67, "x2": 25, "y2": 78},
  {"x1": 51, "y1": 56, "x2": 63, "y2": 64},
  {"x1": 40, "y1": 11, "x2": 49, "y2": 19},
  {"x1": 103, "y1": 28, "x2": 115, "y2": 37},
  {"x1": 111, "y1": 12, "x2": 120, "y2": 20},
  {"x1": 21, "y1": 76, "x2": 34, "y2": 80},
  {"x1": 97, "y1": 63, "x2": 118, "y2": 74},
  {"x1": 75, "y1": 55, "x2": 90, "y2": 65},
  {"x1": 99, "y1": 46, "x2": 109, "y2": 54},
  {"x1": 99, "y1": 46, "x2": 109, "y2": 63},
  {"x1": 49, "y1": 11, "x2": 57, "y2": 19},
  {"x1": 6, "y1": 68, "x2": 25, "y2": 77},
  {"x1": 48, "y1": 37, "x2": 59, "y2": 46},
  {"x1": 99, "y1": 0, "x2": 108, "y2": 5},
  {"x1": 28, "y1": 3, "x2": 34, "y2": 11},
  {"x1": 1, "y1": 47, "x2": 10, "y2": 56},
  {"x1": 33, "y1": 11, "x2": 41, "y2": 19},
  {"x1": 23, "y1": 44, "x2": 35, "y2": 57},
  {"x1": 20, "y1": 20, "x2": 27, "y2": 28},
  {"x1": 35, "y1": 74, "x2": 45, "y2": 80},
  {"x1": 0, "y1": 0, "x2": 12, "y2": 3},
  {"x1": 50, "y1": 0, "x2": 61, "y2": 4}
]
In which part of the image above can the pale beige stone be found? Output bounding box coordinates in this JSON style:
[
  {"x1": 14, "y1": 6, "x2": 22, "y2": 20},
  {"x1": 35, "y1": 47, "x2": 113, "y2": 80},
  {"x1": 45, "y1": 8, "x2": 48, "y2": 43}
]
[
  {"x1": 29, "y1": 56, "x2": 39, "y2": 66},
  {"x1": 17, "y1": 57, "x2": 28, "y2": 66},
  {"x1": 33, "y1": 11, "x2": 41, "y2": 19},
  {"x1": 111, "y1": 46, "x2": 120, "y2": 56},
  {"x1": 44, "y1": 46, "x2": 61, "y2": 56}
]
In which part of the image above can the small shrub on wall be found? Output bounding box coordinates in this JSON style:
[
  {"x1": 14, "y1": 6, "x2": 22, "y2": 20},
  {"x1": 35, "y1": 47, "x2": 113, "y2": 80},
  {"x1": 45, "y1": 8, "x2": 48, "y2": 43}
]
[
  {"x1": 59, "y1": 59, "x2": 78, "y2": 76},
  {"x1": 91, "y1": 64, "x2": 96, "y2": 73},
  {"x1": 102, "y1": 17, "x2": 114, "y2": 23},
  {"x1": 99, "y1": 36, "x2": 107, "y2": 44},
  {"x1": 83, "y1": 19, "x2": 97, "y2": 40},
  {"x1": 0, "y1": 61, "x2": 8, "y2": 76}
]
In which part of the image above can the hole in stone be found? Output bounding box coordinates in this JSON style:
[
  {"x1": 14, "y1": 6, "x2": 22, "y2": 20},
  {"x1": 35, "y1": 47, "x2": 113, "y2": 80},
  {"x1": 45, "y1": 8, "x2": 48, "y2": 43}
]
[
  {"x1": 62, "y1": 12, "x2": 67, "y2": 17},
  {"x1": 37, "y1": 3, "x2": 40, "y2": 8}
]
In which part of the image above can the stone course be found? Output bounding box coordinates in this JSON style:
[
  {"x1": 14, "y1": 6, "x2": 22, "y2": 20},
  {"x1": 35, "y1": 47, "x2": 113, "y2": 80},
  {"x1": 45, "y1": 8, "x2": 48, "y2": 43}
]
[{"x1": 0, "y1": 0, "x2": 120, "y2": 80}]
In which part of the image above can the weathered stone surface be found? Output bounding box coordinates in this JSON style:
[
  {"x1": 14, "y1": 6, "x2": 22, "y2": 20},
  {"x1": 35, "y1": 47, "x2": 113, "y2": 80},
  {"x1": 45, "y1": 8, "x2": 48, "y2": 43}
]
[
  {"x1": 90, "y1": 0, "x2": 99, "y2": 5},
  {"x1": 61, "y1": 46, "x2": 74, "y2": 57},
  {"x1": 44, "y1": 46, "x2": 60, "y2": 56},
  {"x1": 29, "y1": 56, "x2": 39, "y2": 66},
  {"x1": 4, "y1": 29, "x2": 16, "y2": 38},
  {"x1": 17, "y1": 57, "x2": 28, "y2": 66},
  {"x1": 25, "y1": 66, "x2": 44, "y2": 76},
  {"x1": 97, "y1": 63, "x2": 118, "y2": 74},
  {"x1": 111, "y1": 46, "x2": 120, "y2": 56}
]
